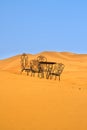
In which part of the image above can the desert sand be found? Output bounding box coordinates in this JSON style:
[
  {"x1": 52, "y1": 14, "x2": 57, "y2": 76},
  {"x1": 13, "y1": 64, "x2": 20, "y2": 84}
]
[{"x1": 0, "y1": 51, "x2": 87, "y2": 130}]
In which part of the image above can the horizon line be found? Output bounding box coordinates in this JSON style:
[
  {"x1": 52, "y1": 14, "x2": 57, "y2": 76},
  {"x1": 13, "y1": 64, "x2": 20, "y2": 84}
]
[{"x1": 0, "y1": 50, "x2": 87, "y2": 60}]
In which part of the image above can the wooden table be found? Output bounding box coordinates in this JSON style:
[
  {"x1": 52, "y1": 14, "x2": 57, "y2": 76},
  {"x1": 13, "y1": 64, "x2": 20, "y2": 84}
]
[
  {"x1": 39, "y1": 61, "x2": 56, "y2": 79},
  {"x1": 39, "y1": 61, "x2": 56, "y2": 65}
]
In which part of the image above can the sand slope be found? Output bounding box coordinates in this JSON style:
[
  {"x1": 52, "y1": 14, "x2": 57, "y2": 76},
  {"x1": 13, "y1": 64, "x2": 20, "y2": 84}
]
[{"x1": 0, "y1": 51, "x2": 87, "y2": 130}]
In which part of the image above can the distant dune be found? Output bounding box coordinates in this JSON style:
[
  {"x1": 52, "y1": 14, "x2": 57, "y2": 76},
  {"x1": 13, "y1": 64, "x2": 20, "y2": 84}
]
[
  {"x1": 0, "y1": 51, "x2": 87, "y2": 130},
  {"x1": 0, "y1": 51, "x2": 87, "y2": 73}
]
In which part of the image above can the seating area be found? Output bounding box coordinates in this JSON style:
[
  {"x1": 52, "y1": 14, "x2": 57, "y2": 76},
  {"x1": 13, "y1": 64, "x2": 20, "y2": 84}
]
[{"x1": 20, "y1": 53, "x2": 65, "y2": 81}]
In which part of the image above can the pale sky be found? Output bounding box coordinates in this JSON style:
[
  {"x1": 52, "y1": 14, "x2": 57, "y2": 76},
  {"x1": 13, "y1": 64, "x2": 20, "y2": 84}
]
[{"x1": 0, "y1": 0, "x2": 87, "y2": 59}]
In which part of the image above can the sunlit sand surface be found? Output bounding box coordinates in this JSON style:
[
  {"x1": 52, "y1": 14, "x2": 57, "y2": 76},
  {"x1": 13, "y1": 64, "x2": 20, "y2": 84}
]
[{"x1": 0, "y1": 51, "x2": 87, "y2": 130}]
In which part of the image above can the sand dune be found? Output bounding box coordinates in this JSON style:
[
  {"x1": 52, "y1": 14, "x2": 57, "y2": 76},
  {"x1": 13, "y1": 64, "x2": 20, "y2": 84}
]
[
  {"x1": 0, "y1": 51, "x2": 87, "y2": 130},
  {"x1": 0, "y1": 51, "x2": 87, "y2": 73}
]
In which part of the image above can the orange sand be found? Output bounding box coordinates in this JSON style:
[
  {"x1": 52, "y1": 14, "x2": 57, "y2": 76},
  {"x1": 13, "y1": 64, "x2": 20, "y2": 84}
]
[{"x1": 0, "y1": 51, "x2": 87, "y2": 130}]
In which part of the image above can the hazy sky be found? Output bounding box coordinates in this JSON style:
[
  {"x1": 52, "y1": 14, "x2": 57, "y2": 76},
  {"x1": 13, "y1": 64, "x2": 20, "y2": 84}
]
[{"x1": 0, "y1": 0, "x2": 87, "y2": 59}]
